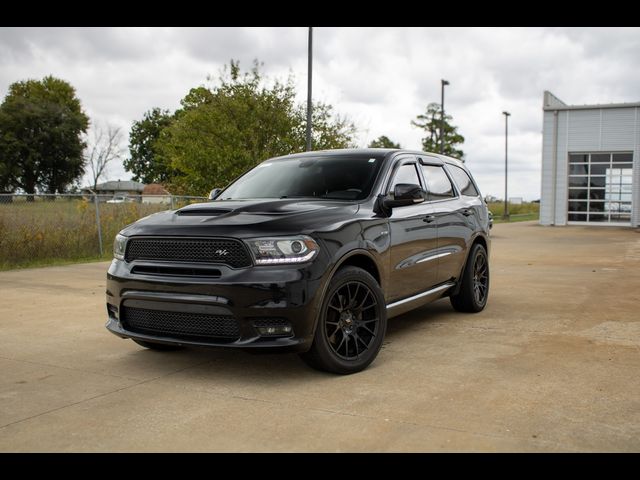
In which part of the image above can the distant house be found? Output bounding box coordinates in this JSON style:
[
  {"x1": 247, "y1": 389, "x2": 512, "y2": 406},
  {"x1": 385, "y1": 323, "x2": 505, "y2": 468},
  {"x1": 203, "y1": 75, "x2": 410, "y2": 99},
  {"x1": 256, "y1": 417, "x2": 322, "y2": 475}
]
[
  {"x1": 82, "y1": 180, "x2": 145, "y2": 202},
  {"x1": 142, "y1": 183, "x2": 171, "y2": 204}
]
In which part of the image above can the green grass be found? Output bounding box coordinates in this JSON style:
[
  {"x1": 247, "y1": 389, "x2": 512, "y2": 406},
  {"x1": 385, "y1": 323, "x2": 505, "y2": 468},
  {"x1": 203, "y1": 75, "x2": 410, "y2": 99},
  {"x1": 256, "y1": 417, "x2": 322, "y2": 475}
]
[
  {"x1": 487, "y1": 201, "x2": 539, "y2": 223},
  {"x1": 0, "y1": 198, "x2": 204, "y2": 271}
]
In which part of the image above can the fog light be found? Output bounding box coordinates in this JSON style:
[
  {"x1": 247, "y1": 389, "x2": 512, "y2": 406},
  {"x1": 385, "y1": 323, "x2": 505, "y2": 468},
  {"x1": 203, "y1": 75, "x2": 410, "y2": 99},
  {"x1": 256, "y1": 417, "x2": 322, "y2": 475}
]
[
  {"x1": 256, "y1": 325, "x2": 293, "y2": 337},
  {"x1": 252, "y1": 318, "x2": 293, "y2": 337}
]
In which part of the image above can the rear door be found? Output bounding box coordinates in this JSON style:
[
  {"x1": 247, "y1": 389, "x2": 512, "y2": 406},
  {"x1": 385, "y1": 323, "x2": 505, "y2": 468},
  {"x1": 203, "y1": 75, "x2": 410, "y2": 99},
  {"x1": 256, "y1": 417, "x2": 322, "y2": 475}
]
[
  {"x1": 386, "y1": 157, "x2": 438, "y2": 302},
  {"x1": 417, "y1": 157, "x2": 473, "y2": 285}
]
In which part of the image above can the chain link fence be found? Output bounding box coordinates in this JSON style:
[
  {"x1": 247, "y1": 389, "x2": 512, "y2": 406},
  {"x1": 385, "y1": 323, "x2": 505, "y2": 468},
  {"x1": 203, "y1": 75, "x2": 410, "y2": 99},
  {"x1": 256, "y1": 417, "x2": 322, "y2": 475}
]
[{"x1": 0, "y1": 193, "x2": 208, "y2": 270}]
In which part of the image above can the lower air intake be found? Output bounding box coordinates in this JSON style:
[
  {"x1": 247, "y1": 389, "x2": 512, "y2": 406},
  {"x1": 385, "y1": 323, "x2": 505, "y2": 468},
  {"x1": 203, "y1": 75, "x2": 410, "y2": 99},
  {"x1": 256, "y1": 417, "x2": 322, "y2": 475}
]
[{"x1": 122, "y1": 306, "x2": 240, "y2": 341}]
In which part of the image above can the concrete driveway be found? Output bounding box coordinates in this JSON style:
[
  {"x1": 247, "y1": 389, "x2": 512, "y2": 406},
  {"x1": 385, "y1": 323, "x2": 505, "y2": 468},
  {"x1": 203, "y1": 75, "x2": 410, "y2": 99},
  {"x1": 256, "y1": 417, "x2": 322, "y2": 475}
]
[{"x1": 1, "y1": 222, "x2": 639, "y2": 452}]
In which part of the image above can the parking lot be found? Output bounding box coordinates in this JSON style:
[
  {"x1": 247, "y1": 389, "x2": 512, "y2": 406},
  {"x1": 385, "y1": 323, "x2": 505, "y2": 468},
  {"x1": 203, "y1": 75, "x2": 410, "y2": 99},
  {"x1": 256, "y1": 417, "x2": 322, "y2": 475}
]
[{"x1": 1, "y1": 221, "x2": 639, "y2": 452}]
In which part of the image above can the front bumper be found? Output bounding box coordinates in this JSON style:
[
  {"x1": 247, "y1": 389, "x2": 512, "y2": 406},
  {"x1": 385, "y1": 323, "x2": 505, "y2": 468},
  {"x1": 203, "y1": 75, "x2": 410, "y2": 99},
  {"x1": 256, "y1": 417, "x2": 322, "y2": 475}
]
[{"x1": 105, "y1": 258, "x2": 328, "y2": 353}]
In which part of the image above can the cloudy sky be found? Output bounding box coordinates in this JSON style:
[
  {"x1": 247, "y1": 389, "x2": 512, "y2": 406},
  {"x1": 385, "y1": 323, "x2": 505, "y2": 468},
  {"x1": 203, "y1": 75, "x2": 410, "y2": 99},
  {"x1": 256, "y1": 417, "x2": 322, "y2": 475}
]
[{"x1": 1, "y1": 27, "x2": 639, "y2": 200}]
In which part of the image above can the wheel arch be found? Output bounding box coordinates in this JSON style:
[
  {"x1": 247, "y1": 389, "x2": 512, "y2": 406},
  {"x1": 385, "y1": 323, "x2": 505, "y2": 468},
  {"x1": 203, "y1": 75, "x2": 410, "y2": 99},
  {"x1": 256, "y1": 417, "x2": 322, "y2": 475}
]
[
  {"x1": 335, "y1": 251, "x2": 382, "y2": 286},
  {"x1": 310, "y1": 249, "x2": 384, "y2": 334},
  {"x1": 471, "y1": 233, "x2": 489, "y2": 256},
  {"x1": 451, "y1": 233, "x2": 490, "y2": 296}
]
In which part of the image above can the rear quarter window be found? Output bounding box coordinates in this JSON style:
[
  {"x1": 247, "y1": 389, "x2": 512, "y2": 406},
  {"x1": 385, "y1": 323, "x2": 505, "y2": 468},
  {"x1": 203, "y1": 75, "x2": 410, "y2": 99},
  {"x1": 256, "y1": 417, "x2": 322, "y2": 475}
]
[{"x1": 448, "y1": 164, "x2": 480, "y2": 197}]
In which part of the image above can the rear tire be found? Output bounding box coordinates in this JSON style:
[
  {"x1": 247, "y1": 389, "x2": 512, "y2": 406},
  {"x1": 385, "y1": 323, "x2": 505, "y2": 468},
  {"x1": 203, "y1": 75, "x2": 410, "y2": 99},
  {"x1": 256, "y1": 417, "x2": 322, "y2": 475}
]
[
  {"x1": 450, "y1": 243, "x2": 489, "y2": 313},
  {"x1": 300, "y1": 266, "x2": 387, "y2": 374},
  {"x1": 132, "y1": 339, "x2": 184, "y2": 351}
]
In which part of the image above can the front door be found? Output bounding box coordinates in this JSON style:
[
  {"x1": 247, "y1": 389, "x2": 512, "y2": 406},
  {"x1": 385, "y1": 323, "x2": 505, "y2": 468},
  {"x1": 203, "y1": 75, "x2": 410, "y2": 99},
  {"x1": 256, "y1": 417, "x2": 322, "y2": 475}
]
[{"x1": 387, "y1": 159, "x2": 439, "y2": 302}]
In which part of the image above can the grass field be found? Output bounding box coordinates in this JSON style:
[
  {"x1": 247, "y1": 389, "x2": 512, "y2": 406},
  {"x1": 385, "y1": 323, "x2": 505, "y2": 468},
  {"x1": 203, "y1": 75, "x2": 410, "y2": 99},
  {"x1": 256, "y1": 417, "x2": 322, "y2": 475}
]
[
  {"x1": 487, "y1": 201, "x2": 540, "y2": 223},
  {"x1": 1, "y1": 197, "x2": 540, "y2": 271},
  {"x1": 0, "y1": 198, "x2": 201, "y2": 271}
]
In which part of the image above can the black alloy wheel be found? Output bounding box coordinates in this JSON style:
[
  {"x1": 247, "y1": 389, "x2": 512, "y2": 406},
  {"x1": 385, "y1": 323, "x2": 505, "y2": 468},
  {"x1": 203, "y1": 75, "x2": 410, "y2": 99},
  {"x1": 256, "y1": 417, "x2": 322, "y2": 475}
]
[
  {"x1": 472, "y1": 249, "x2": 489, "y2": 305},
  {"x1": 325, "y1": 280, "x2": 379, "y2": 360},
  {"x1": 450, "y1": 243, "x2": 490, "y2": 313},
  {"x1": 301, "y1": 266, "x2": 387, "y2": 374}
]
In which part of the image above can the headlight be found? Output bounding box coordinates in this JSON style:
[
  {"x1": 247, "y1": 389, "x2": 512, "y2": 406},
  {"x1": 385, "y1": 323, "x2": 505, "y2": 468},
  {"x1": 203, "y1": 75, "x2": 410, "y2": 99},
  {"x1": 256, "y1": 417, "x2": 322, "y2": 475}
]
[
  {"x1": 113, "y1": 233, "x2": 127, "y2": 260},
  {"x1": 245, "y1": 235, "x2": 319, "y2": 265}
]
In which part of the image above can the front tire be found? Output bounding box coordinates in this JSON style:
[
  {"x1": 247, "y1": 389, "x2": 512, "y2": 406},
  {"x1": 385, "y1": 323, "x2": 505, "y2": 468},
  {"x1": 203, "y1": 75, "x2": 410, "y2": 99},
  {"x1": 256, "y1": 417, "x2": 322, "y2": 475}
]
[
  {"x1": 300, "y1": 266, "x2": 387, "y2": 374},
  {"x1": 450, "y1": 243, "x2": 489, "y2": 313}
]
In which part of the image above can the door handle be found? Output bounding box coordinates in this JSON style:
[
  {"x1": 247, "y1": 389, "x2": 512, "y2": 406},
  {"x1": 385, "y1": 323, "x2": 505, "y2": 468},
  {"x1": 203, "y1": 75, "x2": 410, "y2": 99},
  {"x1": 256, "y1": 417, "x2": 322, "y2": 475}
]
[
  {"x1": 423, "y1": 215, "x2": 436, "y2": 223},
  {"x1": 461, "y1": 208, "x2": 473, "y2": 217}
]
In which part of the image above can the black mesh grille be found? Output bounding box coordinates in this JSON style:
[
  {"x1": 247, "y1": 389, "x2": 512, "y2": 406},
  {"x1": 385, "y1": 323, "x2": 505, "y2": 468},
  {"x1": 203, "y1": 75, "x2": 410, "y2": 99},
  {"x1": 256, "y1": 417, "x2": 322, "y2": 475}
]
[
  {"x1": 252, "y1": 318, "x2": 290, "y2": 328},
  {"x1": 122, "y1": 307, "x2": 240, "y2": 340},
  {"x1": 125, "y1": 238, "x2": 251, "y2": 268}
]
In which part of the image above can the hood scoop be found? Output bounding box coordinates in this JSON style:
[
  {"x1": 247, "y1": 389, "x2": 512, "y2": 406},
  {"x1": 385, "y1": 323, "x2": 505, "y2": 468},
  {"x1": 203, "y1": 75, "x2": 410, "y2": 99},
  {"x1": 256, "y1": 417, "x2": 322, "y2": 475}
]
[{"x1": 176, "y1": 208, "x2": 231, "y2": 217}]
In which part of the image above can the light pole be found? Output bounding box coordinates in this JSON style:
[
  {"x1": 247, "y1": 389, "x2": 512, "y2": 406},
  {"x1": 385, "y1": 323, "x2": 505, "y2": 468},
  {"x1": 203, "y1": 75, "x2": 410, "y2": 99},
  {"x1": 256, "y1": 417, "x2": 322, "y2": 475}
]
[
  {"x1": 306, "y1": 27, "x2": 313, "y2": 151},
  {"x1": 502, "y1": 111, "x2": 511, "y2": 220},
  {"x1": 440, "y1": 79, "x2": 449, "y2": 154}
]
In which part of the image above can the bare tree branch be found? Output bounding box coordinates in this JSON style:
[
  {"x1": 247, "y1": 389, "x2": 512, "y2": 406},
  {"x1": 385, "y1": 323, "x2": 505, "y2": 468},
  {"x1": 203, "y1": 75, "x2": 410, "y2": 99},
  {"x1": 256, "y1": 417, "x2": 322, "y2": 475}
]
[{"x1": 86, "y1": 123, "x2": 124, "y2": 189}]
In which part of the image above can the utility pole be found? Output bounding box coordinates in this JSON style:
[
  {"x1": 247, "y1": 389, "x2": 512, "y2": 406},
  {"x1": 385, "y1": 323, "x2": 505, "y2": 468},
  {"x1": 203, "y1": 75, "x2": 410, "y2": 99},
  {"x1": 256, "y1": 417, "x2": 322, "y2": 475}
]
[
  {"x1": 502, "y1": 111, "x2": 511, "y2": 220},
  {"x1": 306, "y1": 27, "x2": 313, "y2": 151},
  {"x1": 440, "y1": 79, "x2": 449, "y2": 154}
]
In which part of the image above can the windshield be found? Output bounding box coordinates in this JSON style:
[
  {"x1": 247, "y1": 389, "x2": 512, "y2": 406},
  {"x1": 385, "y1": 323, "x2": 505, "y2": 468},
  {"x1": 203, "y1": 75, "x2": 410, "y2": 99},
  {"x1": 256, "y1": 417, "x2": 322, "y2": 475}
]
[{"x1": 220, "y1": 154, "x2": 386, "y2": 201}]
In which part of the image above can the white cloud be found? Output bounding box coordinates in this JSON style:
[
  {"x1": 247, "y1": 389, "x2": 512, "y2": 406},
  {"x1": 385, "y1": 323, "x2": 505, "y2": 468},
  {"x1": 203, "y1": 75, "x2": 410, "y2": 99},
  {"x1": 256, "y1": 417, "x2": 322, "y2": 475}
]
[{"x1": 1, "y1": 26, "x2": 639, "y2": 200}]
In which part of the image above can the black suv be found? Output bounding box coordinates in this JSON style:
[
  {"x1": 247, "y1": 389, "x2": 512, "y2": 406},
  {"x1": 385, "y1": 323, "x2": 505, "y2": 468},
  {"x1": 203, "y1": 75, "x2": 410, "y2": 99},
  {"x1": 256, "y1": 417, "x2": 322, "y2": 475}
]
[{"x1": 106, "y1": 149, "x2": 490, "y2": 374}]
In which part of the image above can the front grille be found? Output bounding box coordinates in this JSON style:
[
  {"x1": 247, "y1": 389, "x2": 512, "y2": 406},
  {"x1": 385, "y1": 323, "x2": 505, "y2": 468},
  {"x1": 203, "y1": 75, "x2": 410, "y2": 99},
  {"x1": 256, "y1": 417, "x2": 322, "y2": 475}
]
[
  {"x1": 125, "y1": 237, "x2": 252, "y2": 268},
  {"x1": 121, "y1": 306, "x2": 240, "y2": 340}
]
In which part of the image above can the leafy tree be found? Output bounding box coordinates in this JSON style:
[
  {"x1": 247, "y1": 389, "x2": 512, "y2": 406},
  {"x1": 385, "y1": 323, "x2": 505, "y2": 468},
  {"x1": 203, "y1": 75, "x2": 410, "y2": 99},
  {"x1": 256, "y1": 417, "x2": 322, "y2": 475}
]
[
  {"x1": 124, "y1": 108, "x2": 175, "y2": 185},
  {"x1": 156, "y1": 60, "x2": 356, "y2": 194},
  {"x1": 0, "y1": 157, "x2": 15, "y2": 193},
  {"x1": 0, "y1": 76, "x2": 89, "y2": 194},
  {"x1": 411, "y1": 102, "x2": 464, "y2": 159},
  {"x1": 368, "y1": 135, "x2": 401, "y2": 149},
  {"x1": 293, "y1": 101, "x2": 356, "y2": 152}
]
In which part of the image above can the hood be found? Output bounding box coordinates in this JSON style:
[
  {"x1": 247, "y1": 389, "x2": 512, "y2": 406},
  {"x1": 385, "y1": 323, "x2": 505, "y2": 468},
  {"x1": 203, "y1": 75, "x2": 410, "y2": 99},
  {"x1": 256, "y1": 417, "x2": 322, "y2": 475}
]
[{"x1": 121, "y1": 198, "x2": 361, "y2": 238}]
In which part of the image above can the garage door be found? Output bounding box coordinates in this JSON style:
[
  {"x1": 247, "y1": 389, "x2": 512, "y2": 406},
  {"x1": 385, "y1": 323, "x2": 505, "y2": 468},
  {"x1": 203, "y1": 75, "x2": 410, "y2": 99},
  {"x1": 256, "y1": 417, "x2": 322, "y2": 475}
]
[{"x1": 567, "y1": 152, "x2": 633, "y2": 225}]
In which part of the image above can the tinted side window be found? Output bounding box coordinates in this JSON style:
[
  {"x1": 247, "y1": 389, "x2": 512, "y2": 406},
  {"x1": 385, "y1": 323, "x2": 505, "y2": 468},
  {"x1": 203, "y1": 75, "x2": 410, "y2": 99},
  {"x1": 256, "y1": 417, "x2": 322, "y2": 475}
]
[
  {"x1": 390, "y1": 163, "x2": 421, "y2": 193},
  {"x1": 448, "y1": 164, "x2": 479, "y2": 196},
  {"x1": 420, "y1": 165, "x2": 455, "y2": 200}
]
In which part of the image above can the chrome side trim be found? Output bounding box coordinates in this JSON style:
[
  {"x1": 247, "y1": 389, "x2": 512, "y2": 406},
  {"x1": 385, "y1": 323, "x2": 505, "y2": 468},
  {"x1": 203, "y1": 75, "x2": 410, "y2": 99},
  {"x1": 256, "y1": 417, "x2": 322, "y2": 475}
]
[
  {"x1": 416, "y1": 251, "x2": 452, "y2": 264},
  {"x1": 395, "y1": 246, "x2": 461, "y2": 270},
  {"x1": 386, "y1": 282, "x2": 455, "y2": 310}
]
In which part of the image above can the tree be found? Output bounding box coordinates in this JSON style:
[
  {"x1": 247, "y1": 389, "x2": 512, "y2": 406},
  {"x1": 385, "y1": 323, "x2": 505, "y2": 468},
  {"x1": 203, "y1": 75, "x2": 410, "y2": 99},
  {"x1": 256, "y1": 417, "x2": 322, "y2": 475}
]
[
  {"x1": 0, "y1": 76, "x2": 89, "y2": 194},
  {"x1": 411, "y1": 102, "x2": 464, "y2": 159},
  {"x1": 293, "y1": 101, "x2": 356, "y2": 152},
  {"x1": 0, "y1": 156, "x2": 16, "y2": 193},
  {"x1": 156, "y1": 60, "x2": 356, "y2": 194},
  {"x1": 123, "y1": 108, "x2": 175, "y2": 184},
  {"x1": 368, "y1": 135, "x2": 401, "y2": 149},
  {"x1": 86, "y1": 123, "x2": 124, "y2": 189}
]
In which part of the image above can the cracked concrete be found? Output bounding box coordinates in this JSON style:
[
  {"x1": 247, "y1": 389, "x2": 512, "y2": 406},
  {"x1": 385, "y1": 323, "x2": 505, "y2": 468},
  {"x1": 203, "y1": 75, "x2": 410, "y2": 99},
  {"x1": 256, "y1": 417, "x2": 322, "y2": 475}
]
[{"x1": 0, "y1": 221, "x2": 639, "y2": 451}]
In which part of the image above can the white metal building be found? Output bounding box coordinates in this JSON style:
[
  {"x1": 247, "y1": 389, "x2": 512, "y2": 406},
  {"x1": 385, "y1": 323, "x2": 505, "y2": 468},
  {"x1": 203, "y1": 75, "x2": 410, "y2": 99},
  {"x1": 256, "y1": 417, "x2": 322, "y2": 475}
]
[{"x1": 540, "y1": 91, "x2": 640, "y2": 227}]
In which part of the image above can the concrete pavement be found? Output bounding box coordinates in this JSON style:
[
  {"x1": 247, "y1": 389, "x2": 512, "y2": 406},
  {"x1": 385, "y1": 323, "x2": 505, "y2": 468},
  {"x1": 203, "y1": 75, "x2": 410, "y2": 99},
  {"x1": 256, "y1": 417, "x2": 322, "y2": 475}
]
[{"x1": 1, "y1": 222, "x2": 639, "y2": 451}]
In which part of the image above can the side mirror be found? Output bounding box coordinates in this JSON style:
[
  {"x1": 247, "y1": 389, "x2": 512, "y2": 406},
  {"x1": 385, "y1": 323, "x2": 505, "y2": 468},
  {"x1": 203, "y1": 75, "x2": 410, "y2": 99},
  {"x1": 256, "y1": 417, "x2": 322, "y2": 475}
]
[
  {"x1": 383, "y1": 183, "x2": 426, "y2": 209},
  {"x1": 208, "y1": 188, "x2": 222, "y2": 200}
]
